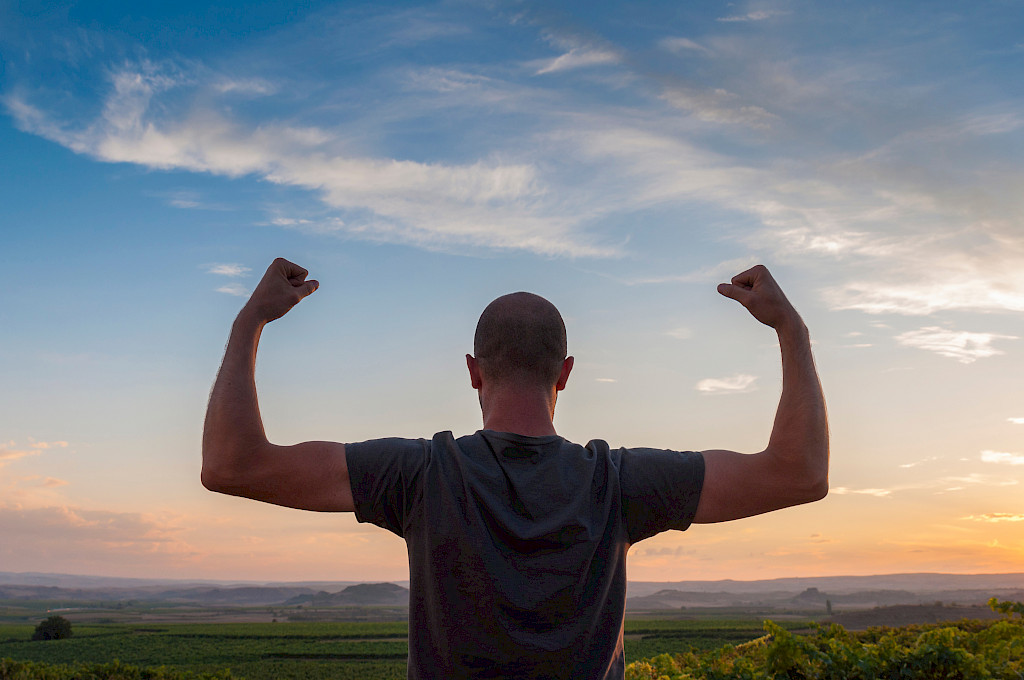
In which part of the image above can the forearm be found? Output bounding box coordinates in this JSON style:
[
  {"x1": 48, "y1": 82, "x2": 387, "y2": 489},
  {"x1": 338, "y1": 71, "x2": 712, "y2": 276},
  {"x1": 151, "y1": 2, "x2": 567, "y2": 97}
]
[
  {"x1": 202, "y1": 306, "x2": 270, "y2": 489},
  {"x1": 765, "y1": 318, "x2": 829, "y2": 497}
]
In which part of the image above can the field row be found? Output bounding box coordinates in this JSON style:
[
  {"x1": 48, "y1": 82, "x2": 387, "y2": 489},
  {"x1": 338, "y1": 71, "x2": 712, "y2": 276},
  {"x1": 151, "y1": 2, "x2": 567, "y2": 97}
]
[{"x1": 0, "y1": 618, "x2": 785, "y2": 680}]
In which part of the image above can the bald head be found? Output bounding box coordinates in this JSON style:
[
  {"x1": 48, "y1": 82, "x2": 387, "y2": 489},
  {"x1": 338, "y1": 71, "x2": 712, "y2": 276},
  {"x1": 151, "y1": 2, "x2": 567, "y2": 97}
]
[{"x1": 473, "y1": 292, "x2": 567, "y2": 387}]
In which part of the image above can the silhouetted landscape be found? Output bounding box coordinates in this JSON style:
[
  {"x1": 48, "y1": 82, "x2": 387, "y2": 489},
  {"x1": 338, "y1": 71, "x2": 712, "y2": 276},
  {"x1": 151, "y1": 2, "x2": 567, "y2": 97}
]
[{"x1": 3, "y1": 570, "x2": 1022, "y2": 617}]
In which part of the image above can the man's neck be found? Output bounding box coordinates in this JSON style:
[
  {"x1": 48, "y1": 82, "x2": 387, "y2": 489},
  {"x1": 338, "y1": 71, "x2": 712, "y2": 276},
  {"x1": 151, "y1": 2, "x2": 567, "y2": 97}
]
[{"x1": 479, "y1": 384, "x2": 558, "y2": 437}]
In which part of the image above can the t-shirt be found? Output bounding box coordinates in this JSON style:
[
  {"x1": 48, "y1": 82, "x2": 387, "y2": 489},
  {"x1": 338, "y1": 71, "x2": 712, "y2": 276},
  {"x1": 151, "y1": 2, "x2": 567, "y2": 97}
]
[{"x1": 345, "y1": 430, "x2": 704, "y2": 679}]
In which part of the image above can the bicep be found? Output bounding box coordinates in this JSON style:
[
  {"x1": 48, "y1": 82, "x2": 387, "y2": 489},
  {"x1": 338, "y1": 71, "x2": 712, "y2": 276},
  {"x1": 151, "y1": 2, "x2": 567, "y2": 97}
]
[
  {"x1": 214, "y1": 441, "x2": 355, "y2": 512},
  {"x1": 693, "y1": 448, "x2": 817, "y2": 524}
]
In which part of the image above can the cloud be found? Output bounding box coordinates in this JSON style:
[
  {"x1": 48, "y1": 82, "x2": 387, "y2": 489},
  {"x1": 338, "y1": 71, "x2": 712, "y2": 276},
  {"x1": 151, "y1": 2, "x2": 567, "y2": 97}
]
[
  {"x1": 830, "y1": 487, "x2": 893, "y2": 497},
  {"x1": 624, "y1": 258, "x2": 761, "y2": 286},
  {"x1": 40, "y1": 477, "x2": 68, "y2": 488},
  {"x1": 665, "y1": 327, "x2": 693, "y2": 340},
  {"x1": 595, "y1": 378, "x2": 617, "y2": 383},
  {"x1": 660, "y1": 86, "x2": 776, "y2": 128},
  {"x1": 169, "y1": 195, "x2": 201, "y2": 208},
  {"x1": 830, "y1": 472, "x2": 1017, "y2": 499},
  {"x1": 717, "y1": 10, "x2": 788, "y2": 22},
  {"x1": 30, "y1": 440, "x2": 69, "y2": 450},
  {"x1": 962, "y1": 513, "x2": 1024, "y2": 523},
  {"x1": 0, "y1": 440, "x2": 68, "y2": 463},
  {"x1": 695, "y1": 373, "x2": 757, "y2": 394},
  {"x1": 216, "y1": 283, "x2": 250, "y2": 297},
  {"x1": 899, "y1": 456, "x2": 940, "y2": 469},
  {"x1": 211, "y1": 77, "x2": 276, "y2": 96},
  {"x1": 207, "y1": 263, "x2": 251, "y2": 277},
  {"x1": 9, "y1": 13, "x2": 1024, "y2": 282},
  {"x1": 0, "y1": 447, "x2": 34, "y2": 462},
  {"x1": 826, "y1": 273, "x2": 1024, "y2": 316},
  {"x1": 659, "y1": 37, "x2": 710, "y2": 54},
  {"x1": 0, "y1": 504, "x2": 191, "y2": 562},
  {"x1": 894, "y1": 327, "x2": 1017, "y2": 363},
  {"x1": 6, "y1": 61, "x2": 618, "y2": 258},
  {"x1": 941, "y1": 473, "x2": 1018, "y2": 488},
  {"x1": 535, "y1": 48, "x2": 621, "y2": 75},
  {"x1": 1008, "y1": 417, "x2": 1024, "y2": 425},
  {"x1": 981, "y1": 450, "x2": 1024, "y2": 466}
]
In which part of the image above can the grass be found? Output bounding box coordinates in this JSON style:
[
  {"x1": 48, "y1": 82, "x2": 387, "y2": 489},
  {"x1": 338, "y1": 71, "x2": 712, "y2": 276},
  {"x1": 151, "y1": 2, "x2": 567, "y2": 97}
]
[{"x1": 0, "y1": 614, "x2": 812, "y2": 679}]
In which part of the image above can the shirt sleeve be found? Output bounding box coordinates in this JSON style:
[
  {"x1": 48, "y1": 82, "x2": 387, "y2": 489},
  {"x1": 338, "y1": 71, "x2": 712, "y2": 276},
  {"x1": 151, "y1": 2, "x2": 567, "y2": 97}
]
[
  {"x1": 344, "y1": 437, "x2": 429, "y2": 538},
  {"x1": 619, "y1": 448, "x2": 705, "y2": 544}
]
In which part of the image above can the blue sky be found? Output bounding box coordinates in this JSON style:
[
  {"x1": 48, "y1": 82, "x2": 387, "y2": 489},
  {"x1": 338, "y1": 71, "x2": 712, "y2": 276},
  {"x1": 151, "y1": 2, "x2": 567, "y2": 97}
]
[{"x1": 1, "y1": 0, "x2": 1023, "y2": 582}]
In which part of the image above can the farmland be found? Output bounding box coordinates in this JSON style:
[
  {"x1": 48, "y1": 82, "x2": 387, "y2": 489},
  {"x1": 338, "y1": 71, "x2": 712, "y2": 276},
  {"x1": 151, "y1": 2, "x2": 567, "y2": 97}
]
[
  {"x1": 2, "y1": 602, "x2": 1022, "y2": 679},
  {"x1": 0, "y1": 616, "x2": 795, "y2": 679}
]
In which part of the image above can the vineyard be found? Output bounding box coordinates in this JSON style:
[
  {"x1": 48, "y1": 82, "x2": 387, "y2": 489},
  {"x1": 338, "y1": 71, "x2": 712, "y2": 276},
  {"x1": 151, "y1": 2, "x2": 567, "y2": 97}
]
[
  {"x1": 0, "y1": 601, "x2": 1020, "y2": 679},
  {"x1": 626, "y1": 599, "x2": 1024, "y2": 679},
  {"x1": 0, "y1": 618, "x2": 788, "y2": 679}
]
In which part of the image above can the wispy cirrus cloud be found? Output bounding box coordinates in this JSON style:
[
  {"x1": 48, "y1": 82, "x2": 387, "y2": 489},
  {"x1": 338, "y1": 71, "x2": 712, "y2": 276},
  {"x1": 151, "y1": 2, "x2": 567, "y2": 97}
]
[
  {"x1": 894, "y1": 327, "x2": 1017, "y2": 363},
  {"x1": 534, "y1": 48, "x2": 620, "y2": 75},
  {"x1": 825, "y1": 266, "x2": 1024, "y2": 316},
  {"x1": 8, "y1": 5, "x2": 1024, "y2": 305},
  {"x1": 660, "y1": 86, "x2": 776, "y2": 128},
  {"x1": 899, "y1": 456, "x2": 941, "y2": 469},
  {"x1": 832, "y1": 471, "x2": 1019, "y2": 499},
  {"x1": 1009, "y1": 417, "x2": 1024, "y2": 425},
  {"x1": 696, "y1": 373, "x2": 757, "y2": 394},
  {"x1": 659, "y1": 37, "x2": 710, "y2": 54},
  {"x1": 211, "y1": 77, "x2": 276, "y2": 96},
  {"x1": 216, "y1": 283, "x2": 250, "y2": 297},
  {"x1": 981, "y1": 450, "x2": 1024, "y2": 466},
  {"x1": 207, "y1": 263, "x2": 251, "y2": 277},
  {"x1": 0, "y1": 440, "x2": 68, "y2": 464},
  {"x1": 717, "y1": 10, "x2": 788, "y2": 23},
  {"x1": 5, "y1": 61, "x2": 617, "y2": 259},
  {"x1": 830, "y1": 487, "x2": 893, "y2": 497},
  {"x1": 962, "y1": 513, "x2": 1024, "y2": 523}
]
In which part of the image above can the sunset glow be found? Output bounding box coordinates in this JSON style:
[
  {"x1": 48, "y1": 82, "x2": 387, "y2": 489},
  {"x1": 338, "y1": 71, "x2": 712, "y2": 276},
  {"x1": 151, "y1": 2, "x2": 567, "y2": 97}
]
[{"x1": 1, "y1": 0, "x2": 1022, "y2": 583}]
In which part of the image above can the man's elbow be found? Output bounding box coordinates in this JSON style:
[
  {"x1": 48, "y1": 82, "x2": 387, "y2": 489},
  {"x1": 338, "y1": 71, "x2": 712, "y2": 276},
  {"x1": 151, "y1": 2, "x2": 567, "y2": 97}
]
[
  {"x1": 201, "y1": 446, "x2": 246, "y2": 495},
  {"x1": 201, "y1": 463, "x2": 231, "y2": 494},
  {"x1": 806, "y1": 477, "x2": 829, "y2": 503},
  {"x1": 796, "y1": 465, "x2": 829, "y2": 504}
]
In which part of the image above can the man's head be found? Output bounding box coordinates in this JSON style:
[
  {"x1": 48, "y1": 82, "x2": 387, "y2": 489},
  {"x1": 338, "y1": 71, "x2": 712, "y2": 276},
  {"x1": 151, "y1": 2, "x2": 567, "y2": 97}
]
[{"x1": 471, "y1": 292, "x2": 568, "y2": 389}]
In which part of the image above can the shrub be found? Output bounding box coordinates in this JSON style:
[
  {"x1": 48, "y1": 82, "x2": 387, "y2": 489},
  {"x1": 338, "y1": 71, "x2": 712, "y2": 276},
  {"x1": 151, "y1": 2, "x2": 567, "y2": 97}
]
[
  {"x1": 625, "y1": 599, "x2": 1024, "y2": 680},
  {"x1": 31, "y1": 616, "x2": 72, "y2": 641}
]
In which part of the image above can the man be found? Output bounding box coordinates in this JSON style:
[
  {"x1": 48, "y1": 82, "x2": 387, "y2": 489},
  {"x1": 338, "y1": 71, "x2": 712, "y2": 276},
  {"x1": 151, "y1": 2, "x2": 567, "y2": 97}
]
[{"x1": 202, "y1": 258, "x2": 829, "y2": 679}]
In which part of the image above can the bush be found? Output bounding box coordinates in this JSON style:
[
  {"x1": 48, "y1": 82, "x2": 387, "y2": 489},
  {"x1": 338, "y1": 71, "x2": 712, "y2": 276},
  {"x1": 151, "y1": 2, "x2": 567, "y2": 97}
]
[
  {"x1": 626, "y1": 599, "x2": 1024, "y2": 680},
  {"x1": 30, "y1": 616, "x2": 72, "y2": 641}
]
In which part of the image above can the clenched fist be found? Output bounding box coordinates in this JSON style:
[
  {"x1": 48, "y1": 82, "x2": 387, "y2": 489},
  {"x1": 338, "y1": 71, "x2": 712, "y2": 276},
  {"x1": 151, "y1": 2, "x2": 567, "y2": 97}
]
[
  {"x1": 717, "y1": 265, "x2": 802, "y2": 332},
  {"x1": 243, "y1": 258, "x2": 319, "y2": 323}
]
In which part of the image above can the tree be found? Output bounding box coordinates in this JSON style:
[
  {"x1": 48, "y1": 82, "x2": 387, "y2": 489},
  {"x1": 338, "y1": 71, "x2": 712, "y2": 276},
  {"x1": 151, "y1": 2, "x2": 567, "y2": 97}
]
[{"x1": 31, "y1": 615, "x2": 73, "y2": 641}]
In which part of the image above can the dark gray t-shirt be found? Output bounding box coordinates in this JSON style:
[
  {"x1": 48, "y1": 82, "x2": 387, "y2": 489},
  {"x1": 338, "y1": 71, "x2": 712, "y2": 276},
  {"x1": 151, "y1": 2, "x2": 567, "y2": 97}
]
[{"x1": 345, "y1": 430, "x2": 704, "y2": 679}]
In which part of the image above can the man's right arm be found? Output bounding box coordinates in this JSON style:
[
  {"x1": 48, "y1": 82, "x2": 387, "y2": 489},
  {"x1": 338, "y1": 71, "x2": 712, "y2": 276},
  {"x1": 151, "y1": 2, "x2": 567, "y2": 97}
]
[
  {"x1": 201, "y1": 258, "x2": 356, "y2": 513},
  {"x1": 692, "y1": 265, "x2": 829, "y2": 524}
]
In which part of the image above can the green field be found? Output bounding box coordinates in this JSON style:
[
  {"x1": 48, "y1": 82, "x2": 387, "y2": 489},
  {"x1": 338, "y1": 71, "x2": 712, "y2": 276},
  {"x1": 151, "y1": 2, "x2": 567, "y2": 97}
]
[{"x1": 0, "y1": 617, "x2": 799, "y2": 679}]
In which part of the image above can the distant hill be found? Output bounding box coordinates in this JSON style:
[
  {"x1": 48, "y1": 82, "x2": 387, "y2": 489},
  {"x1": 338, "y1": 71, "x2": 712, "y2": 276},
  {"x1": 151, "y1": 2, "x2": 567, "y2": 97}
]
[
  {"x1": 286, "y1": 582, "x2": 409, "y2": 607},
  {"x1": 624, "y1": 582, "x2": 1024, "y2": 612},
  {"x1": 625, "y1": 572, "x2": 1024, "y2": 598},
  {"x1": 2, "y1": 571, "x2": 1022, "y2": 612}
]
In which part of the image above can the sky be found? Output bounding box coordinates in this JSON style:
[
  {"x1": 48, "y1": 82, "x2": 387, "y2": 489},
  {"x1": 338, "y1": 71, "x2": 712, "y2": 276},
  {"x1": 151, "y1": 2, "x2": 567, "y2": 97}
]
[{"x1": 1, "y1": 0, "x2": 1023, "y2": 584}]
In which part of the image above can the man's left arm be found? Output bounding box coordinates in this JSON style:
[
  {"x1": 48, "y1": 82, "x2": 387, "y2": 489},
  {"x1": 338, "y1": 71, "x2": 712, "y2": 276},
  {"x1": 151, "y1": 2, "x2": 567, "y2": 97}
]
[
  {"x1": 693, "y1": 265, "x2": 829, "y2": 524},
  {"x1": 201, "y1": 258, "x2": 355, "y2": 512}
]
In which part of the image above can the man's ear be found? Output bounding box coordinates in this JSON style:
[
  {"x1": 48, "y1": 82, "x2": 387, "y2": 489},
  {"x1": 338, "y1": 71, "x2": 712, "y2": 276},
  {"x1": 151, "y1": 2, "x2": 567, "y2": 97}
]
[
  {"x1": 466, "y1": 354, "x2": 483, "y2": 390},
  {"x1": 555, "y1": 356, "x2": 574, "y2": 391}
]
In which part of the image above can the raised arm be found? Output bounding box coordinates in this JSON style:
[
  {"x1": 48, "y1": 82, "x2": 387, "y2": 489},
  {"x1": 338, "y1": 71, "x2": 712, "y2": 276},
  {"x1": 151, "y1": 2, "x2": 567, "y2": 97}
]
[
  {"x1": 693, "y1": 265, "x2": 829, "y2": 524},
  {"x1": 201, "y1": 258, "x2": 355, "y2": 512}
]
